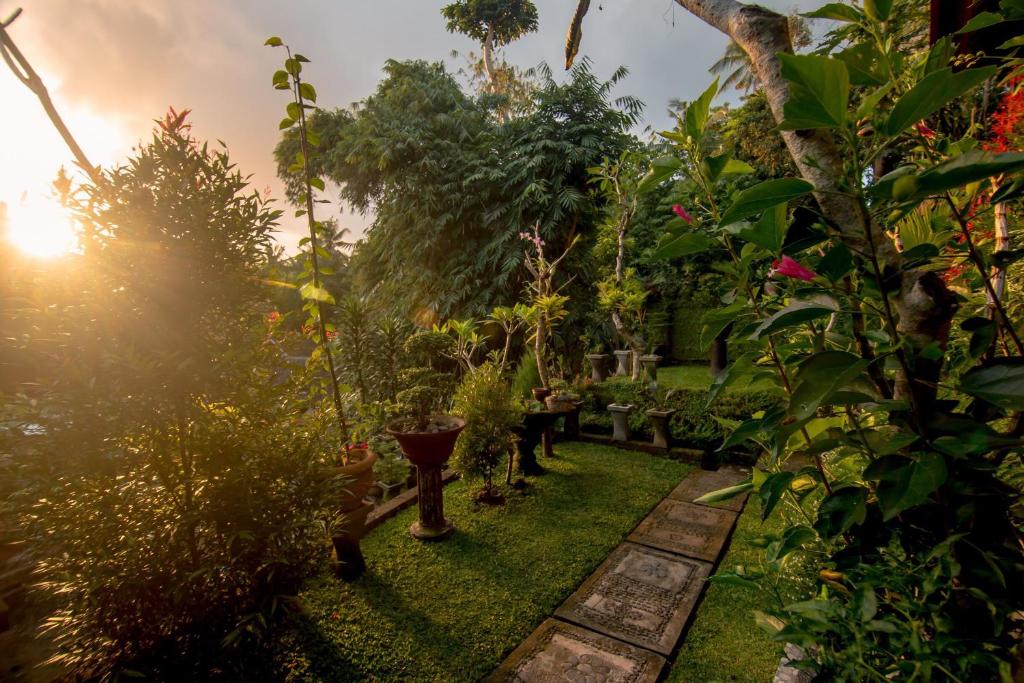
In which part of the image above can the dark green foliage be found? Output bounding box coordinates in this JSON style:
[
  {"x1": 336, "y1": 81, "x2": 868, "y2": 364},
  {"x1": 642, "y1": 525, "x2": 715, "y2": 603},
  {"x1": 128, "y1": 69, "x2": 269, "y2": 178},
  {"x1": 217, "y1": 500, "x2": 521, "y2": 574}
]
[
  {"x1": 451, "y1": 361, "x2": 520, "y2": 493},
  {"x1": 275, "y1": 58, "x2": 640, "y2": 319},
  {"x1": 274, "y1": 443, "x2": 690, "y2": 681},
  {"x1": 510, "y1": 350, "x2": 541, "y2": 399},
  {"x1": 0, "y1": 118, "x2": 340, "y2": 678},
  {"x1": 441, "y1": 0, "x2": 538, "y2": 46}
]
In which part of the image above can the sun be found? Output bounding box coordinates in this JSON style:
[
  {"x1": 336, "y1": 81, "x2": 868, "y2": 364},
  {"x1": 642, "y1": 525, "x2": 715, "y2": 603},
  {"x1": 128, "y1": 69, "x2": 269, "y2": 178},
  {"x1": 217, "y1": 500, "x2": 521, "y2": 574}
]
[{"x1": 4, "y1": 195, "x2": 79, "y2": 258}]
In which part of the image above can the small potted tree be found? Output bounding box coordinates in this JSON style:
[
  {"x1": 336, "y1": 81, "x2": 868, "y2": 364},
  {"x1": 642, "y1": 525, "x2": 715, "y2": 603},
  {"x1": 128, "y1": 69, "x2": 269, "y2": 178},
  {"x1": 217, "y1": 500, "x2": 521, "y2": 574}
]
[
  {"x1": 452, "y1": 361, "x2": 520, "y2": 504},
  {"x1": 370, "y1": 435, "x2": 407, "y2": 500},
  {"x1": 386, "y1": 332, "x2": 464, "y2": 540}
]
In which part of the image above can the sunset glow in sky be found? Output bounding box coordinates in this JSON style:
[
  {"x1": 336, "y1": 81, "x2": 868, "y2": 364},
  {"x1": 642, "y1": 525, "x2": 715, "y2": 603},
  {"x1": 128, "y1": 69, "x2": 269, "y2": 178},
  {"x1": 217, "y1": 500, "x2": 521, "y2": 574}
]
[{"x1": 0, "y1": 0, "x2": 814, "y2": 258}]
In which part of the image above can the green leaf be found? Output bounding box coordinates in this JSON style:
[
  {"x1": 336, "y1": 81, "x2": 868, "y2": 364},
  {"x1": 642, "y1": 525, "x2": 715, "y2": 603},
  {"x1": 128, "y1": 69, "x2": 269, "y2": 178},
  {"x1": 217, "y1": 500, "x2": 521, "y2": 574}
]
[
  {"x1": 309, "y1": 177, "x2": 326, "y2": 191},
  {"x1": 802, "y1": 3, "x2": 863, "y2": 22},
  {"x1": 701, "y1": 300, "x2": 747, "y2": 351},
  {"x1": 881, "y1": 66, "x2": 997, "y2": 136},
  {"x1": 788, "y1": 350, "x2": 870, "y2": 421},
  {"x1": 863, "y1": 0, "x2": 892, "y2": 21},
  {"x1": 299, "y1": 82, "x2": 317, "y2": 103},
  {"x1": 772, "y1": 525, "x2": 817, "y2": 561},
  {"x1": 685, "y1": 78, "x2": 719, "y2": 140},
  {"x1": 272, "y1": 70, "x2": 289, "y2": 87},
  {"x1": 264, "y1": 36, "x2": 283, "y2": 47},
  {"x1": 653, "y1": 232, "x2": 714, "y2": 259},
  {"x1": 720, "y1": 178, "x2": 814, "y2": 227},
  {"x1": 637, "y1": 156, "x2": 682, "y2": 194},
  {"x1": 959, "y1": 359, "x2": 1024, "y2": 410},
  {"x1": 962, "y1": 317, "x2": 996, "y2": 359},
  {"x1": 706, "y1": 155, "x2": 754, "y2": 183},
  {"x1": 736, "y1": 203, "x2": 788, "y2": 253},
  {"x1": 955, "y1": 11, "x2": 1003, "y2": 33},
  {"x1": 916, "y1": 150, "x2": 1024, "y2": 197},
  {"x1": 286, "y1": 101, "x2": 301, "y2": 121},
  {"x1": 815, "y1": 486, "x2": 868, "y2": 538},
  {"x1": 777, "y1": 54, "x2": 850, "y2": 130},
  {"x1": 707, "y1": 352, "x2": 758, "y2": 405},
  {"x1": 279, "y1": 117, "x2": 295, "y2": 130},
  {"x1": 924, "y1": 37, "x2": 952, "y2": 75},
  {"x1": 837, "y1": 43, "x2": 886, "y2": 86},
  {"x1": 694, "y1": 480, "x2": 754, "y2": 505},
  {"x1": 749, "y1": 299, "x2": 837, "y2": 340},
  {"x1": 298, "y1": 282, "x2": 335, "y2": 304},
  {"x1": 816, "y1": 243, "x2": 853, "y2": 282},
  {"x1": 758, "y1": 472, "x2": 795, "y2": 521},
  {"x1": 865, "y1": 453, "x2": 947, "y2": 520}
]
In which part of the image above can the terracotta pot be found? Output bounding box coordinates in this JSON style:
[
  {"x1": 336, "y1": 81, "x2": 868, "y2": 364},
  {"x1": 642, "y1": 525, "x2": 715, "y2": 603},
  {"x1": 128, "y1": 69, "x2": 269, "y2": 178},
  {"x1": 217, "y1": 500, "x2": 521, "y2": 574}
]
[
  {"x1": 386, "y1": 416, "x2": 466, "y2": 468},
  {"x1": 531, "y1": 387, "x2": 552, "y2": 402},
  {"x1": 336, "y1": 448, "x2": 378, "y2": 513}
]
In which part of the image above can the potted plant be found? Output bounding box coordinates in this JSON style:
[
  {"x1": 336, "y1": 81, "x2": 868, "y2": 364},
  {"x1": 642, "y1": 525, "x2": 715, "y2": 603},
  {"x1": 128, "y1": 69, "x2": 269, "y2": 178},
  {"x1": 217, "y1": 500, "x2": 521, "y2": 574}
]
[
  {"x1": 451, "y1": 361, "x2": 520, "y2": 504},
  {"x1": 544, "y1": 378, "x2": 580, "y2": 412},
  {"x1": 645, "y1": 389, "x2": 676, "y2": 450},
  {"x1": 370, "y1": 435, "x2": 407, "y2": 500},
  {"x1": 607, "y1": 403, "x2": 634, "y2": 441},
  {"x1": 386, "y1": 332, "x2": 464, "y2": 540}
]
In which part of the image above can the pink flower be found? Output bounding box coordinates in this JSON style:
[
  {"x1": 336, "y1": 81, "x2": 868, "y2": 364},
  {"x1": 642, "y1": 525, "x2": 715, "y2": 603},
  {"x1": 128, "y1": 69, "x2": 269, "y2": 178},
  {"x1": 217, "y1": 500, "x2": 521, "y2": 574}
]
[
  {"x1": 672, "y1": 204, "x2": 694, "y2": 223},
  {"x1": 914, "y1": 121, "x2": 936, "y2": 139},
  {"x1": 771, "y1": 255, "x2": 817, "y2": 282}
]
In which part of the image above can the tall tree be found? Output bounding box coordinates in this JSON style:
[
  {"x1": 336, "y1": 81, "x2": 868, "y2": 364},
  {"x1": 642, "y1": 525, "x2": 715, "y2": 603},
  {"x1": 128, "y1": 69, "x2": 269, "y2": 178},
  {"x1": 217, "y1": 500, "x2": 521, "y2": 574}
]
[{"x1": 441, "y1": 0, "x2": 538, "y2": 89}]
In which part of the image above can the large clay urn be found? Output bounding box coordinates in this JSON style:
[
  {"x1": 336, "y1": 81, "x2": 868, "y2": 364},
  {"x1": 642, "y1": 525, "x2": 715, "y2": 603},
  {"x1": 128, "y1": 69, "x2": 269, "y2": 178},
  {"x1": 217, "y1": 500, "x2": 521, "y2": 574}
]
[
  {"x1": 332, "y1": 447, "x2": 377, "y2": 580},
  {"x1": 387, "y1": 416, "x2": 465, "y2": 541}
]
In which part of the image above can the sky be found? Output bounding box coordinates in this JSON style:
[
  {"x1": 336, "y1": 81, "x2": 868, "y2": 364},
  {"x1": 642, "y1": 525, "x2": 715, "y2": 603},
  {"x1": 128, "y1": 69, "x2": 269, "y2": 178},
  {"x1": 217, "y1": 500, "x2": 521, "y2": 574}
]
[{"x1": 0, "y1": 0, "x2": 817, "y2": 253}]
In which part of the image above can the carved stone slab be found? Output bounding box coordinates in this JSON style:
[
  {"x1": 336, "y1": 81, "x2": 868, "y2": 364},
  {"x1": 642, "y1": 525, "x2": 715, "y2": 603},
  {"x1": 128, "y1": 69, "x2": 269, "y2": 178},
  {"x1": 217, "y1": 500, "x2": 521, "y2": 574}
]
[
  {"x1": 485, "y1": 618, "x2": 665, "y2": 683},
  {"x1": 668, "y1": 465, "x2": 750, "y2": 512},
  {"x1": 554, "y1": 542, "x2": 712, "y2": 655},
  {"x1": 628, "y1": 499, "x2": 738, "y2": 562}
]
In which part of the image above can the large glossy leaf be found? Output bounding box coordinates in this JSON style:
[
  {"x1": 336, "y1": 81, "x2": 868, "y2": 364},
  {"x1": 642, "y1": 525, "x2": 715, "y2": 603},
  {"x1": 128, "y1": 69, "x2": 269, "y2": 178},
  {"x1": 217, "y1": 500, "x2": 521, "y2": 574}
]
[
  {"x1": 881, "y1": 66, "x2": 997, "y2": 136},
  {"x1": 706, "y1": 154, "x2": 754, "y2": 183},
  {"x1": 759, "y1": 471, "x2": 795, "y2": 520},
  {"x1": 788, "y1": 350, "x2": 870, "y2": 421},
  {"x1": 771, "y1": 525, "x2": 817, "y2": 561},
  {"x1": 777, "y1": 54, "x2": 850, "y2": 130},
  {"x1": 719, "y1": 178, "x2": 814, "y2": 227},
  {"x1": 637, "y1": 155, "x2": 682, "y2": 194},
  {"x1": 749, "y1": 299, "x2": 837, "y2": 340},
  {"x1": 707, "y1": 352, "x2": 758, "y2": 405},
  {"x1": 864, "y1": 453, "x2": 947, "y2": 520},
  {"x1": 814, "y1": 486, "x2": 868, "y2": 538},
  {"x1": 837, "y1": 43, "x2": 886, "y2": 86},
  {"x1": 959, "y1": 358, "x2": 1024, "y2": 410},
  {"x1": 653, "y1": 232, "x2": 714, "y2": 259},
  {"x1": 685, "y1": 78, "x2": 719, "y2": 140},
  {"x1": 802, "y1": 2, "x2": 863, "y2": 21},
  {"x1": 701, "y1": 300, "x2": 748, "y2": 350},
  {"x1": 916, "y1": 150, "x2": 1024, "y2": 197},
  {"x1": 736, "y1": 203, "x2": 788, "y2": 253},
  {"x1": 694, "y1": 480, "x2": 754, "y2": 505}
]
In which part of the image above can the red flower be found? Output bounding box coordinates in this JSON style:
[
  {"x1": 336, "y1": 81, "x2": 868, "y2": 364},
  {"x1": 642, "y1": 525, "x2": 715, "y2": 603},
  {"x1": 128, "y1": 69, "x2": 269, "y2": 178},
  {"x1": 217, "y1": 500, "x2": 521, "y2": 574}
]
[
  {"x1": 914, "y1": 121, "x2": 936, "y2": 139},
  {"x1": 672, "y1": 204, "x2": 694, "y2": 224},
  {"x1": 771, "y1": 255, "x2": 817, "y2": 282}
]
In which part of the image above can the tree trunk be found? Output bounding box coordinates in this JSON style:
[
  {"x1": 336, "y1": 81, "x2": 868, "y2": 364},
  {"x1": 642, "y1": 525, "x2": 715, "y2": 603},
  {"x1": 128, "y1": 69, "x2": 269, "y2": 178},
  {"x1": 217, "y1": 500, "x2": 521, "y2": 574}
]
[
  {"x1": 710, "y1": 323, "x2": 731, "y2": 377},
  {"x1": 482, "y1": 24, "x2": 496, "y2": 88},
  {"x1": 990, "y1": 195, "x2": 1009, "y2": 309}
]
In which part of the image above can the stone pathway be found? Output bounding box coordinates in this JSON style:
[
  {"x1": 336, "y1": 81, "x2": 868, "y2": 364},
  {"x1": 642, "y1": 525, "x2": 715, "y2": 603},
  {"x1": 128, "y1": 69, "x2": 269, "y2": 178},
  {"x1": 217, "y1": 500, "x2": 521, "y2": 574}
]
[{"x1": 486, "y1": 464, "x2": 750, "y2": 682}]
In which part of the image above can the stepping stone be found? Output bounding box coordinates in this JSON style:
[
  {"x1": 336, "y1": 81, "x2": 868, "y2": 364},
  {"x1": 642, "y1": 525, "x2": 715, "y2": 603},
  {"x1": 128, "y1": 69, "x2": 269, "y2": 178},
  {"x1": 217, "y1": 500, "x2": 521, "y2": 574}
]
[
  {"x1": 486, "y1": 618, "x2": 665, "y2": 683},
  {"x1": 554, "y1": 542, "x2": 712, "y2": 655},
  {"x1": 628, "y1": 499, "x2": 737, "y2": 562},
  {"x1": 668, "y1": 465, "x2": 750, "y2": 512}
]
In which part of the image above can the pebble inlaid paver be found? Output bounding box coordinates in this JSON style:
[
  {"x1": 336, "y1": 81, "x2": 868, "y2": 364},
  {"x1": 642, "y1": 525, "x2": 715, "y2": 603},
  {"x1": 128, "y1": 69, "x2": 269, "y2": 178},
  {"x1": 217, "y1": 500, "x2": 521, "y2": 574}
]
[
  {"x1": 667, "y1": 464, "x2": 749, "y2": 512},
  {"x1": 489, "y1": 463, "x2": 750, "y2": 681},
  {"x1": 554, "y1": 542, "x2": 712, "y2": 655},
  {"x1": 628, "y1": 499, "x2": 738, "y2": 562},
  {"x1": 485, "y1": 618, "x2": 666, "y2": 683}
]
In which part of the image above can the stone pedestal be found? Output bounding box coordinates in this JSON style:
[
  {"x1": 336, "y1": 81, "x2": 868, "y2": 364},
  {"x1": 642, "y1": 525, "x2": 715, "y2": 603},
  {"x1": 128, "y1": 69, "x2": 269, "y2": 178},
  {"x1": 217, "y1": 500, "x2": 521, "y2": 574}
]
[
  {"x1": 639, "y1": 354, "x2": 662, "y2": 391},
  {"x1": 608, "y1": 404, "x2": 634, "y2": 442},
  {"x1": 410, "y1": 464, "x2": 454, "y2": 541},
  {"x1": 645, "y1": 408, "x2": 675, "y2": 450},
  {"x1": 332, "y1": 500, "x2": 373, "y2": 580},
  {"x1": 613, "y1": 350, "x2": 632, "y2": 376},
  {"x1": 513, "y1": 411, "x2": 560, "y2": 476},
  {"x1": 586, "y1": 353, "x2": 610, "y2": 382}
]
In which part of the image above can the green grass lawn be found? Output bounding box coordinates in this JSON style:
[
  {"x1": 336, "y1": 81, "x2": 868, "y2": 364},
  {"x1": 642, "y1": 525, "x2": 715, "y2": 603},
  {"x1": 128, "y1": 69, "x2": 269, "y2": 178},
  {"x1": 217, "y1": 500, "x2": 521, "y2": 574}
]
[
  {"x1": 658, "y1": 365, "x2": 777, "y2": 393},
  {"x1": 278, "y1": 442, "x2": 691, "y2": 682},
  {"x1": 667, "y1": 497, "x2": 785, "y2": 683}
]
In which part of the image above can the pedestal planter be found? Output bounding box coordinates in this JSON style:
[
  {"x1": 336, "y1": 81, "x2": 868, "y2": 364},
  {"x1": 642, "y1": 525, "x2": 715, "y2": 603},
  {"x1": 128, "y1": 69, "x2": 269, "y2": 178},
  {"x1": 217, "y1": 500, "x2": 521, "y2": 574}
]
[
  {"x1": 607, "y1": 404, "x2": 634, "y2": 442},
  {"x1": 639, "y1": 354, "x2": 662, "y2": 391},
  {"x1": 332, "y1": 447, "x2": 378, "y2": 580},
  {"x1": 585, "y1": 353, "x2": 610, "y2": 382},
  {"x1": 613, "y1": 350, "x2": 632, "y2": 376},
  {"x1": 512, "y1": 410, "x2": 560, "y2": 476},
  {"x1": 645, "y1": 408, "x2": 676, "y2": 450},
  {"x1": 387, "y1": 416, "x2": 466, "y2": 541},
  {"x1": 380, "y1": 481, "x2": 404, "y2": 500},
  {"x1": 562, "y1": 400, "x2": 584, "y2": 440}
]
